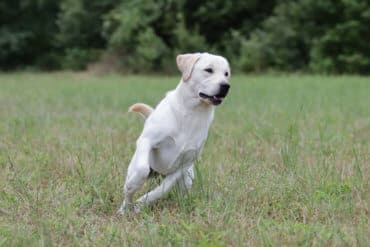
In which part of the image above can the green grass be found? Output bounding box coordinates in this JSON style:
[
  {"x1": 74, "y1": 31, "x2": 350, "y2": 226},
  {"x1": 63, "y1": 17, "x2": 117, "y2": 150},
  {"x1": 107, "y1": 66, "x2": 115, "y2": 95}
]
[{"x1": 0, "y1": 72, "x2": 369, "y2": 246}]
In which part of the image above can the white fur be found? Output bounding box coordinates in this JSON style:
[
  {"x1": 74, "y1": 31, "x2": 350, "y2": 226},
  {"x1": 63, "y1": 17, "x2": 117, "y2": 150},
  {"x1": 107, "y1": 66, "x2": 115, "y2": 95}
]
[{"x1": 118, "y1": 52, "x2": 231, "y2": 214}]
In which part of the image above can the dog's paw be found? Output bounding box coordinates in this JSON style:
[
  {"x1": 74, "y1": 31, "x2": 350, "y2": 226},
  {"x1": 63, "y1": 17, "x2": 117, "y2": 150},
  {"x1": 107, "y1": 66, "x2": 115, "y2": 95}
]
[
  {"x1": 117, "y1": 201, "x2": 128, "y2": 215},
  {"x1": 117, "y1": 207, "x2": 125, "y2": 215},
  {"x1": 133, "y1": 203, "x2": 142, "y2": 214},
  {"x1": 117, "y1": 202, "x2": 143, "y2": 216}
]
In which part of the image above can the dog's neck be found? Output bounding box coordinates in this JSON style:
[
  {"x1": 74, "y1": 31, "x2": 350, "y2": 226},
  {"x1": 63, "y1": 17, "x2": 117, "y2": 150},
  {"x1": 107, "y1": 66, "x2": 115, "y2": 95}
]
[{"x1": 174, "y1": 80, "x2": 214, "y2": 113}]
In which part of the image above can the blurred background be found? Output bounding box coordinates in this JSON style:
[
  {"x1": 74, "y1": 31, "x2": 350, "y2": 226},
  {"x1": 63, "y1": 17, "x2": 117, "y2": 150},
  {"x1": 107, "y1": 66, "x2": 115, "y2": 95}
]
[{"x1": 1, "y1": 0, "x2": 369, "y2": 74}]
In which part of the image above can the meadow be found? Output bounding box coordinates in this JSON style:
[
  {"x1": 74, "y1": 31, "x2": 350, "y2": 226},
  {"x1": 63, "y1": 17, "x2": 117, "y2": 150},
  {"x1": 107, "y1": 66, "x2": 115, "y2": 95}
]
[{"x1": 0, "y1": 73, "x2": 369, "y2": 246}]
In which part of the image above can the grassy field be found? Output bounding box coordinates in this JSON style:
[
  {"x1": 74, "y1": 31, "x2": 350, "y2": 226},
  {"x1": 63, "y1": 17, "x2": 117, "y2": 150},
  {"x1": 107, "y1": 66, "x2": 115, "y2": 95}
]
[{"x1": 0, "y1": 72, "x2": 369, "y2": 246}]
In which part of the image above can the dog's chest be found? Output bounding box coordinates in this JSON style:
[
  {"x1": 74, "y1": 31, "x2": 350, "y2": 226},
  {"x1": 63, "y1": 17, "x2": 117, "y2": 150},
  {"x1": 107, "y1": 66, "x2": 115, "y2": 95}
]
[
  {"x1": 150, "y1": 119, "x2": 210, "y2": 174},
  {"x1": 150, "y1": 137, "x2": 205, "y2": 174}
]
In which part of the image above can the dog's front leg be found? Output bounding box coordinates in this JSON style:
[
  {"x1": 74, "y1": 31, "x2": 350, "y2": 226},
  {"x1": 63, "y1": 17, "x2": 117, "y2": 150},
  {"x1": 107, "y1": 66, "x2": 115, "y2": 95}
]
[{"x1": 118, "y1": 138, "x2": 152, "y2": 214}]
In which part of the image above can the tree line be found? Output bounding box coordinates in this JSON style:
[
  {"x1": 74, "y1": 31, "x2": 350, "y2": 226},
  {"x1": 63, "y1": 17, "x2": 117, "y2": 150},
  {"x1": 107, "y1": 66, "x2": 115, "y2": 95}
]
[{"x1": 1, "y1": 0, "x2": 369, "y2": 74}]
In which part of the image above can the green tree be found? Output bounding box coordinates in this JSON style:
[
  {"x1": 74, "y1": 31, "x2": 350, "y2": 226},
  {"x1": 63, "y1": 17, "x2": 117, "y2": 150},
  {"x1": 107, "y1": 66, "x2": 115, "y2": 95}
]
[
  {"x1": 0, "y1": 0, "x2": 59, "y2": 69},
  {"x1": 241, "y1": 0, "x2": 370, "y2": 74},
  {"x1": 0, "y1": 0, "x2": 369, "y2": 74},
  {"x1": 56, "y1": 0, "x2": 116, "y2": 70}
]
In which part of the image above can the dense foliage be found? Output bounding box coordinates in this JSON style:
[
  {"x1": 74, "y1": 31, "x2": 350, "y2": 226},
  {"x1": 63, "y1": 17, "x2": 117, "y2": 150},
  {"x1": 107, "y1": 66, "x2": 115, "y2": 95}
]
[{"x1": 1, "y1": 0, "x2": 369, "y2": 74}]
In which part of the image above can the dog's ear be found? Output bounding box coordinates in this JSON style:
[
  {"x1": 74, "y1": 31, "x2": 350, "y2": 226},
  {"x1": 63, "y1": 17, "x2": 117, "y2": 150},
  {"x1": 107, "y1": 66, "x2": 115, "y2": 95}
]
[{"x1": 176, "y1": 53, "x2": 201, "y2": 82}]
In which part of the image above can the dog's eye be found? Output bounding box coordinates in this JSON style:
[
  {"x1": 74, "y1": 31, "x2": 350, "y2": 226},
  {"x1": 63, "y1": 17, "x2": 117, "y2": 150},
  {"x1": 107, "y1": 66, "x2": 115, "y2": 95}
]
[
  {"x1": 204, "y1": 68, "x2": 213, "y2": 73},
  {"x1": 225, "y1": 72, "x2": 229, "y2": 77}
]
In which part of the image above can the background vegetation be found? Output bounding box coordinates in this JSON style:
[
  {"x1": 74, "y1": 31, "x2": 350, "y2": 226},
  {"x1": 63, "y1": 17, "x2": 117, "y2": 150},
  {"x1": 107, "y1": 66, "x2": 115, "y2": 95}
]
[
  {"x1": 1, "y1": 0, "x2": 369, "y2": 73},
  {"x1": 0, "y1": 73, "x2": 369, "y2": 245}
]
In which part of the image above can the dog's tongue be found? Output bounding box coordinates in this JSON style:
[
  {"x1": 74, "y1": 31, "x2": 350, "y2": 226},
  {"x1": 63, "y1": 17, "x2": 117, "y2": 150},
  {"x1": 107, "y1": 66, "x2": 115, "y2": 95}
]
[{"x1": 210, "y1": 96, "x2": 222, "y2": 105}]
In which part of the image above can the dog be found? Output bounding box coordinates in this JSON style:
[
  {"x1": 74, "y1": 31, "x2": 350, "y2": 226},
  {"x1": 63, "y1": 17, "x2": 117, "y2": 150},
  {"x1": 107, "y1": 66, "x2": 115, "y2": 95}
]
[{"x1": 118, "y1": 52, "x2": 231, "y2": 214}]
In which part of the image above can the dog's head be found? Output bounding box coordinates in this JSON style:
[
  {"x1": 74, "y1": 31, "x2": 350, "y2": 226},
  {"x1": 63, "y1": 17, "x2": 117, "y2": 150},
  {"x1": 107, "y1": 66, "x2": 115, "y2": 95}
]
[{"x1": 177, "y1": 52, "x2": 231, "y2": 106}]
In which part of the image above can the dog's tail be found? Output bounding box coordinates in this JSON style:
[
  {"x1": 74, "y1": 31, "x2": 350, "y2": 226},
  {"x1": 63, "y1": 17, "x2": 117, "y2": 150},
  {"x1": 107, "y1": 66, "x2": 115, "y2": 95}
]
[{"x1": 128, "y1": 103, "x2": 154, "y2": 120}]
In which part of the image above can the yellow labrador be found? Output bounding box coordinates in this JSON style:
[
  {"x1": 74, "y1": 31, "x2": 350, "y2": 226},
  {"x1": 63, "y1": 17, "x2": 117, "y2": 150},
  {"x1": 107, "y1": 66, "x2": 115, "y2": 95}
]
[{"x1": 118, "y1": 52, "x2": 231, "y2": 214}]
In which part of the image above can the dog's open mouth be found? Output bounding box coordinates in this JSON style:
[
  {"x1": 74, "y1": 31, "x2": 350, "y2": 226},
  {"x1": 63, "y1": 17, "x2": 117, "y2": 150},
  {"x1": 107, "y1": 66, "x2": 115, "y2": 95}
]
[{"x1": 199, "y1": 92, "x2": 224, "y2": 105}]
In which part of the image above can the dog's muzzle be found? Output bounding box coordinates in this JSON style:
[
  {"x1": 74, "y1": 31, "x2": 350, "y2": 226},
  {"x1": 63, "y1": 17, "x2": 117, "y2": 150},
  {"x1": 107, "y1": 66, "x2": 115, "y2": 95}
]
[
  {"x1": 199, "y1": 84, "x2": 230, "y2": 106},
  {"x1": 219, "y1": 83, "x2": 230, "y2": 97}
]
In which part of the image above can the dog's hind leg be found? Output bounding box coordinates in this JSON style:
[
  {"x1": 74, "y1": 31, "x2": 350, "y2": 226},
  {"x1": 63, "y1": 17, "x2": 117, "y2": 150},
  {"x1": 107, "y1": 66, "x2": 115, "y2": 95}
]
[
  {"x1": 136, "y1": 168, "x2": 183, "y2": 206},
  {"x1": 178, "y1": 165, "x2": 194, "y2": 193}
]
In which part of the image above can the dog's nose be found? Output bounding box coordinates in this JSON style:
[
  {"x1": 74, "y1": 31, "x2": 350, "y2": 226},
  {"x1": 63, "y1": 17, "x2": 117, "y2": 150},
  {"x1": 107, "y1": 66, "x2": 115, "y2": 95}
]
[{"x1": 218, "y1": 83, "x2": 230, "y2": 97}]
